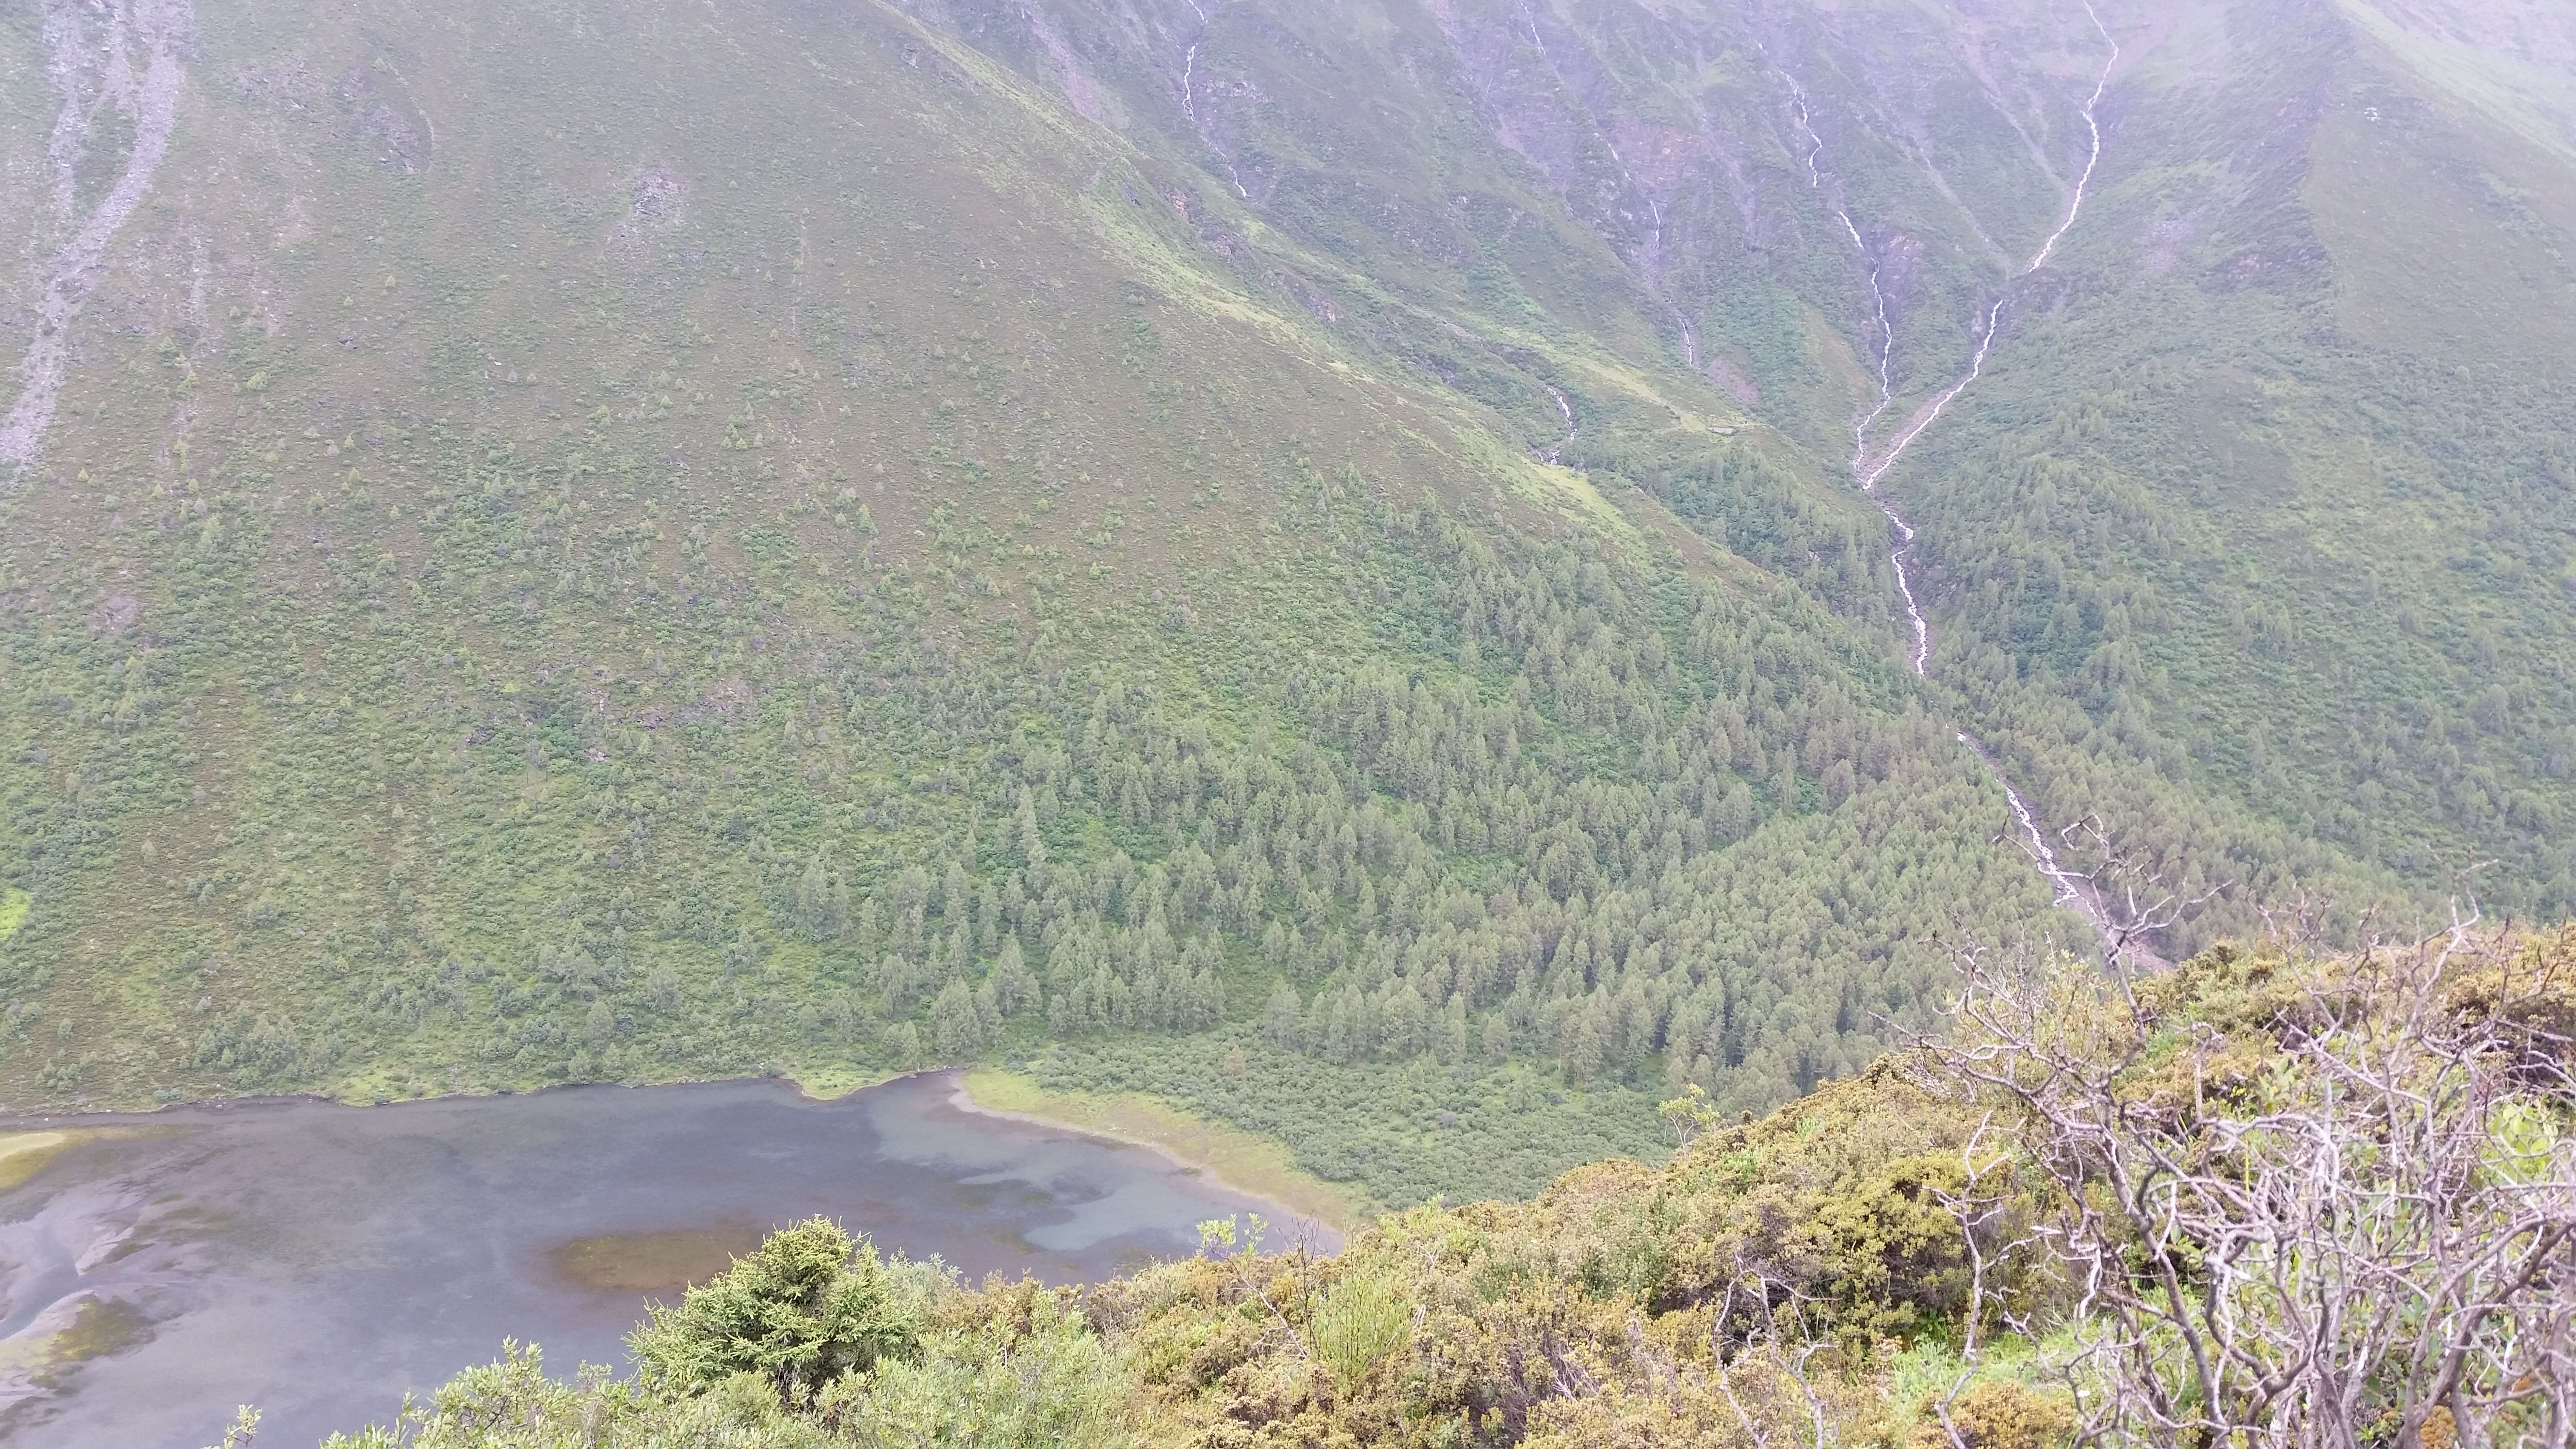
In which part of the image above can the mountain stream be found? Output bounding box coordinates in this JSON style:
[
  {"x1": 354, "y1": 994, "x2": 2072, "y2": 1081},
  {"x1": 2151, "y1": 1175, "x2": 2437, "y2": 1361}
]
[{"x1": 1782, "y1": 4, "x2": 2123, "y2": 946}]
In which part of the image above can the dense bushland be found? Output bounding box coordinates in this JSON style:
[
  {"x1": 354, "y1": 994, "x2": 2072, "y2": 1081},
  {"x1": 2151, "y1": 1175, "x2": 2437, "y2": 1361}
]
[{"x1": 317, "y1": 929, "x2": 2576, "y2": 1447}]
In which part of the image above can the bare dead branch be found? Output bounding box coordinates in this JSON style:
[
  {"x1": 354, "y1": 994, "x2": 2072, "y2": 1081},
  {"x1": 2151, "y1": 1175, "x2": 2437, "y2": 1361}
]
[{"x1": 1927, "y1": 930, "x2": 2576, "y2": 1448}]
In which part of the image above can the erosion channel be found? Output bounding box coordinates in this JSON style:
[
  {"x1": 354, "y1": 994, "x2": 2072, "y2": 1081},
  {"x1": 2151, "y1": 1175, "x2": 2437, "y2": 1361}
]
[{"x1": 1784, "y1": 4, "x2": 2124, "y2": 946}]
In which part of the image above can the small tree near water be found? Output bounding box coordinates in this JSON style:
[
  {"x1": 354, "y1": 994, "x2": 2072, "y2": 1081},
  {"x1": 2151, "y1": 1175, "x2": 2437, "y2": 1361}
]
[{"x1": 628, "y1": 1217, "x2": 920, "y2": 1403}]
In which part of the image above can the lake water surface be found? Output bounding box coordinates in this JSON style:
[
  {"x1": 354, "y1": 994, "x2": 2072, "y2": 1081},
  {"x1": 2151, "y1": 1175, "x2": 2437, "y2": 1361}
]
[{"x1": 0, "y1": 1072, "x2": 1325, "y2": 1448}]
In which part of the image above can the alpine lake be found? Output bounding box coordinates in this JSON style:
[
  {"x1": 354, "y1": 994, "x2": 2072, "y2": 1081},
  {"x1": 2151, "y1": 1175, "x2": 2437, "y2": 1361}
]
[{"x1": 0, "y1": 1071, "x2": 1333, "y2": 1448}]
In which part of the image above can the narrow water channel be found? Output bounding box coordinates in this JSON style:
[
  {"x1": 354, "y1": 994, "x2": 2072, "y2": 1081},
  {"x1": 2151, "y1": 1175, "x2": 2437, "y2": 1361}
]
[
  {"x1": 1778, "y1": 6, "x2": 2124, "y2": 947},
  {"x1": 0, "y1": 1072, "x2": 1324, "y2": 1449}
]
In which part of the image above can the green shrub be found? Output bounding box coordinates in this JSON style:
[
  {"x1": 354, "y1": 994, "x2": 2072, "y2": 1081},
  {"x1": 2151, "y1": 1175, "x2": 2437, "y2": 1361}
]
[
  {"x1": 818, "y1": 1292, "x2": 1120, "y2": 1449},
  {"x1": 628, "y1": 1218, "x2": 921, "y2": 1403},
  {"x1": 1307, "y1": 1272, "x2": 1408, "y2": 1394}
]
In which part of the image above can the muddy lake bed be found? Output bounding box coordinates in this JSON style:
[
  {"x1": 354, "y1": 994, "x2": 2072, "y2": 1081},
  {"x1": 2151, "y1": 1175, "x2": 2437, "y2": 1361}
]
[{"x1": 0, "y1": 1071, "x2": 1326, "y2": 1448}]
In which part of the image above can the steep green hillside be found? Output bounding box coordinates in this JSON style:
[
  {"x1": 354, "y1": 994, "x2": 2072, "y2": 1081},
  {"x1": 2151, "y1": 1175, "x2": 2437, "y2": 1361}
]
[
  {"x1": 980, "y1": 0, "x2": 2576, "y2": 937},
  {"x1": 1897, "y1": 0, "x2": 2576, "y2": 938},
  {"x1": 3, "y1": 0, "x2": 2573, "y2": 1210},
  {"x1": 0, "y1": 0, "x2": 2067, "y2": 1204}
]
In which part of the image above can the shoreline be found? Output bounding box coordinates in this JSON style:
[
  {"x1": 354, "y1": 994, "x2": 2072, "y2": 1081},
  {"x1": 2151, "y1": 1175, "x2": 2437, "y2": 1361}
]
[
  {"x1": 0, "y1": 1129, "x2": 71, "y2": 1192},
  {"x1": 945, "y1": 1068, "x2": 1359, "y2": 1247},
  {"x1": 0, "y1": 1069, "x2": 1359, "y2": 1247},
  {"x1": 0, "y1": 1068, "x2": 1360, "y2": 1251},
  {"x1": 0, "y1": 1065, "x2": 885, "y2": 1129}
]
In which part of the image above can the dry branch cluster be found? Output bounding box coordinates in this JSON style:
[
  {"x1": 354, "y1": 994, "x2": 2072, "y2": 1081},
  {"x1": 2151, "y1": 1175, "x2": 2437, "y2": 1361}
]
[{"x1": 1931, "y1": 929, "x2": 2576, "y2": 1449}]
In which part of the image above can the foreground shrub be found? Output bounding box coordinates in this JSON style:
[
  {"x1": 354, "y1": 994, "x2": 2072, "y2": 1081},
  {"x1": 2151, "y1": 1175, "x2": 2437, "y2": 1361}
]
[
  {"x1": 629, "y1": 1218, "x2": 924, "y2": 1403},
  {"x1": 326, "y1": 933, "x2": 2576, "y2": 1449}
]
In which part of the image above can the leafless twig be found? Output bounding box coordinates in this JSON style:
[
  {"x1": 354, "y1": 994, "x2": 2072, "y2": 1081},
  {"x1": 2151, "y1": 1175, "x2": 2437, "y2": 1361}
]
[{"x1": 1930, "y1": 933, "x2": 2576, "y2": 1448}]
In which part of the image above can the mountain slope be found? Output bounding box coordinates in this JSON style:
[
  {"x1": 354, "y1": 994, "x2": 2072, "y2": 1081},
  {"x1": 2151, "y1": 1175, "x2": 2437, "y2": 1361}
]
[
  {"x1": 939, "y1": 0, "x2": 2576, "y2": 935},
  {"x1": 0, "y1": 0, "x2": 2065, "y2": 1201},
  {"x1": 1, "y1": 0, "x2": 2571, "y2": 1211}
]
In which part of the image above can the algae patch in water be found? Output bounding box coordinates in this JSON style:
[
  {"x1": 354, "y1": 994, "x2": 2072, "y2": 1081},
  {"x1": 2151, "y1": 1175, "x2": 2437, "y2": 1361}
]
[
  {"x1": 0, "y1": 1297, "x2": 152, "y2": 1394},
  {"x1": 41, "y1": 1300, "x2": 149, "y2": 1384},
  {"x1": 0, "y1": 1126, "x2": 191, "y2": 1193},
  {"x1": 0, "y1": 1132, "x2": 73, "y2": 1192},
  {"x1": 548, "y1": 1224, "x2": 766, "y2": 1293}
]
